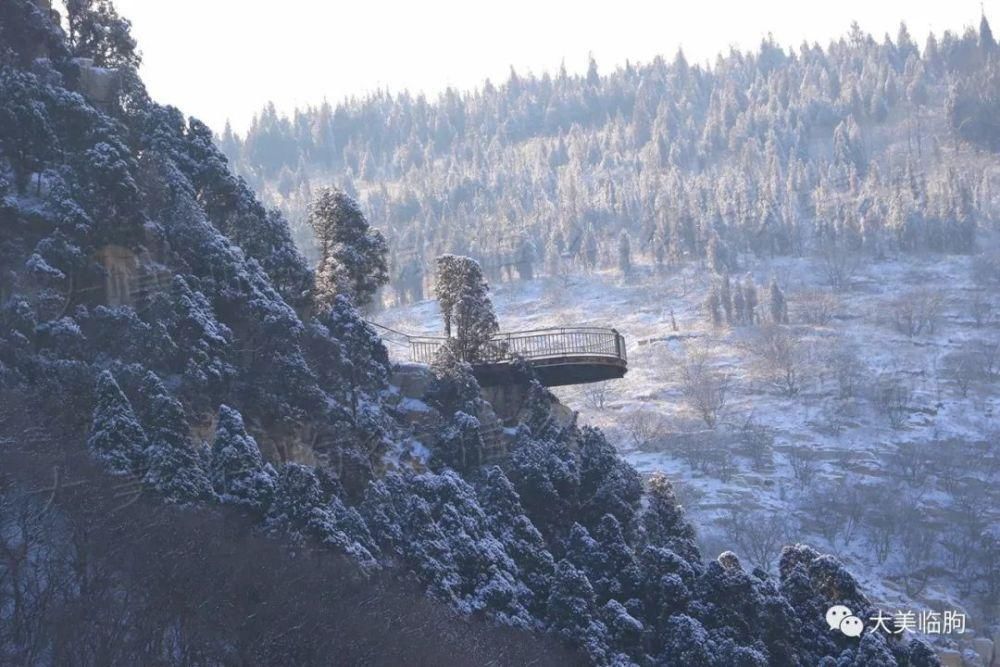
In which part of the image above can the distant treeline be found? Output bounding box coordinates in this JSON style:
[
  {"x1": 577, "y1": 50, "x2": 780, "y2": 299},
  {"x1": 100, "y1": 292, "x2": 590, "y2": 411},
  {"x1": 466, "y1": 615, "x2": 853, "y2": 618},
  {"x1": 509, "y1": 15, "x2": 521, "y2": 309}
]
[{"x1": 225, "y1": 17, "x2": 1000, "y2": 303}]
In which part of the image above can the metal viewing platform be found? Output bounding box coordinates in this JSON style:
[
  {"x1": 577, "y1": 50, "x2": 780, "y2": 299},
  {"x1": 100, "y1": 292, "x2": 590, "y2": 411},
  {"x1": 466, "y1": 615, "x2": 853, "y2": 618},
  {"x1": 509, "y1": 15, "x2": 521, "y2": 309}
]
[{"x1": 406, "y1": 327, "x2": 628, "y2": 387}]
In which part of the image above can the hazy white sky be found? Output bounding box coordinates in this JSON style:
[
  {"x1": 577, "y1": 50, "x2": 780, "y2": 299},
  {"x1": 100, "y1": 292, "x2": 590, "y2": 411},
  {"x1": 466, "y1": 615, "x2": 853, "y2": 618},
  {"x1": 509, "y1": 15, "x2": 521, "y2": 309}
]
[{"x1": 111, "y1": 0, "x2": 990, "y2": 134}]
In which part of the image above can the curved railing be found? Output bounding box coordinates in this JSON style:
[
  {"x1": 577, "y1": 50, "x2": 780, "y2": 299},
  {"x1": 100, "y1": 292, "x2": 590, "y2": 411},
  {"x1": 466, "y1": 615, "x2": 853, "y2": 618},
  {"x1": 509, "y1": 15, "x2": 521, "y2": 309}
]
[{"x1": 408, "y1": 327, "x2": 627, "y2": 366}]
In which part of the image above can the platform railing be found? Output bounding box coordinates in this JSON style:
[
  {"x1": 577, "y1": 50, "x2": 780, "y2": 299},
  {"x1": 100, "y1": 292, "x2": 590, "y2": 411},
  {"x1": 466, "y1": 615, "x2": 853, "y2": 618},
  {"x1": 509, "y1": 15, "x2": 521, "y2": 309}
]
[{"x1": 408, "y1": 327, "x2": 627, "y2": 366}]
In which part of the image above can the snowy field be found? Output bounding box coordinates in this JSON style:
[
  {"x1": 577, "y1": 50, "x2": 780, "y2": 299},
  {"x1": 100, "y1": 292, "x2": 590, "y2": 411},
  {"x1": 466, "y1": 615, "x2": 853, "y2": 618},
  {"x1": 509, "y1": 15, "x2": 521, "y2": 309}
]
[{"x1": 376, "y1": 253, "x2": 1000, "y2": 631}]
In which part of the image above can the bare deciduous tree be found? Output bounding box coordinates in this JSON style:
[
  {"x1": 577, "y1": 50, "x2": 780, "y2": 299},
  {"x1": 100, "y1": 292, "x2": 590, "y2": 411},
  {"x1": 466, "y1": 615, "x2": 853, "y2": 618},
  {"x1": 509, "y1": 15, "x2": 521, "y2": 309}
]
[
  {"x1": 819, "y1": 241, "x2": 861, "y2": 291},
  {"x1": 887, "y1": 288, "x2": 944, "y2": 338},
  {"x1": 973, "y1": 337, "x2": 1000, "y2": 380},
  {"x1": 823, "y1": 340, "x2": 866, "y2": 399},
  {"x1": 859, "y1": 483, "x2": 907, "y2": 565},
  {"x1": 795, "y1": 289, "x2": 841, "y2": 326},
  {"x1": 925, "y1": 438, "x2": 967, "y2": 494},
  {"x1": 800, "y1": 482, "x2": 848, "y2": 545},
  {"x1": 746, "y1": 324, "x2": 806, "y2": 397},
  {"x1": 704, "y1": 442, "x2": 738, "y2": 482},
  {"x1": 813, "y1": 401, "x2": 850, "y2": 436},
  {"x1": 670, "y1": 477, "x2": 706, "y2": 513},
  {"x1": 581, "y1": 381, "x2": 616, "y2": 411},
  {"x1": 941, "y1": 479, "x2": 996, "y2": 597},
  {"x1": 739, "y1": 414, "x2": 774, "y2": 470},
  {"x1": 787, "y1": 445, "x2": 819, "y2": 488},
  {"x1": 621, "y1": 409, "x2": 667, "y2": 448},
  {"x1": 719, "y1": 507, "x2": 790, "y2": 573},
  {"x1": 679, "y1": 348, "x2": 730, "y2": 427},
  {"x1": 871, "y1": 373, "x2": 912, "y2": 428},
  {"x1": 884, "y1": 440, "x2": 933, "y2": 486},
  {"x1": 969, "y1": 289, "x2": 993, "y2": 327},
  {"x1": 674, "y1": 430, "x2": 717, "y2": 472},
  {"x1": 897, "y1": 505, "x2": 937, "y2": 596},
  {"x1": 942, "y1": 346, "x2": 979, "y2": 398}
]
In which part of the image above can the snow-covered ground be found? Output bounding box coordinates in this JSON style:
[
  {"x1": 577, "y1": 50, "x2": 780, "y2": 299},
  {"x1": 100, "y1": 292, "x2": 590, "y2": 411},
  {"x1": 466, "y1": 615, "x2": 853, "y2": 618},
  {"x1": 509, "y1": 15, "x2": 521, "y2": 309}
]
[{"x1": 376, "y1": 253, "x2": 1000, "y2": 633}]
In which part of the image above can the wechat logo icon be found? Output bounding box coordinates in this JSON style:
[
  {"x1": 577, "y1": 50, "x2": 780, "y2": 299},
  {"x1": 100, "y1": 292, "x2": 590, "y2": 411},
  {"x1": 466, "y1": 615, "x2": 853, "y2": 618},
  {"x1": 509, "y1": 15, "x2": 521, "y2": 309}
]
[{"x1": 827, "y1": 605, "x2": 864, "y2": 638}]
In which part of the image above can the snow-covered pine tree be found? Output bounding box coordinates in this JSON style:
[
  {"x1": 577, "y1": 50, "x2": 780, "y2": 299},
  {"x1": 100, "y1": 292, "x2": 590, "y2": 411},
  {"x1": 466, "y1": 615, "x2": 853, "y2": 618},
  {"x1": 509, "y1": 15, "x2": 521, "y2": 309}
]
[
  {"x1": 577, "y1": 426, "x2": 642, "y2": 530},
  {"x1": 981, "y1": 13, "x2": 997, "y2": 51},
  {"x1": 733, "y1": 281, "x2": 747, "y2": 323},
  {"x1": 522, "y1": 380, "x2": 562, "y2": 442},
  {"x1": 87, "y1": 370, "x2": 145, "y2": 474},
  {"x1": 545, "y1": 559, "x2": 608, "y2": 662},
  {"x1": 435, "y1": 410, "x2": 485, "y2": 471},
  {"x1": 307, "y1": 293, "x2": 390, "y2": 421},
  {"x1": 476, "y1": 466, "x2": 556, "y2": 616},
  {"x1": 641, "y1": 472, "x2": 700, "y2": 565},
  {"x1": 563, "y1": 522, "x2": 604, "y2": 592},
  {"x1": 138, "y1": 371, "x2": 213, "y2": 503},
  {"x1": 617, "y1": 230, "x2": 632, "y2": 279},
  {"x1": 706, "y1": 286, "x2": 722, "y2": 326},
  {"x1": 427, "y1": 344, "x2": 482, "y2": 415},
  {"x1": 743, "y1": 279, "x2": 759, "y2": 325},
  {"x1": 591, "y1": 513, "x2": 641, "y2": 602},
  {"x1": 507, "y1": 426, "x2": 580, "y2": 534},
  {"x1": 433, "y1": 254, "x2": 499, "y2": 361},
  {"x1": 720, "y1": 273, "x2": 733, "y2": 324},
  {"x1": 264, "y1": 462, "x2": 375, "y2": 566},
  {"x1": 655, "y1": 614, "x2": 714, "y2": 666},
  {"x1": 308, "y1": 187, "x2": 389, "y2": 309},
  {"x1": 600, "y1": 599, "x2": 644, "y2": 663},
  {"x1": 769, "y1": 277, "x2": 788, "y2": 324},
  {"x1": 209, "y1": 404, "x2": 276, "y2": 512},
  {"x1": 65, "y1": 0, "x2": 141, "y2": 68}
]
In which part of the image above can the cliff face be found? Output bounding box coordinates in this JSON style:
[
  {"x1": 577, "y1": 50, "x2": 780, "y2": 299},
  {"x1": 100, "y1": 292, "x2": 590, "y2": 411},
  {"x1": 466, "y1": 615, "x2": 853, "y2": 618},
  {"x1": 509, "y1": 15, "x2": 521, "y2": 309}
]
[
  {"x1": 391, "y1": 363, "x2": 506, "y2": 466},
  {"x1": 388, "y1": 362, "x2": 580, "y2": 470}
]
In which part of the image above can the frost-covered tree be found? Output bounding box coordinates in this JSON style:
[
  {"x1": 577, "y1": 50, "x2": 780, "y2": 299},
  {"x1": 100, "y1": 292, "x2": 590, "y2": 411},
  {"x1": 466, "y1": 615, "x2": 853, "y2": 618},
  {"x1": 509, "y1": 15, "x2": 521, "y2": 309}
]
[
  {"x1": 641, "y1": 472, "x2": 700, "y2": 564},
  {"x1": 507, "y1": 427, "x2": 580, "y2": 533},
  {"x1": 743, "y1": 279, "x2": 759, "y2": 325},
  {"x1": 545, "y1": 560, "x2": 608, "y2": 661},
  {"x1": 435, "y1": 411, "x2": 485, "y2": 471},
  {"x1": 769, "y1": 277, "x2": 788, "y2": 324},
  {"x1": 600, "y1": 599, "x2": 643, "y2": 661},
  {"x1": 591, "y1": 513, "x2": 641, "y2": 601},
  {"x1": 308, "y1": 187, "x2": 388, "y2": 309},
  {"x1": 655, "y1": 615, "x2": 714, "y2": 666},
  {"x1": 264, "y1": 463, "x2": 327, "y2": 536},
  {"x1": 720, "y1": 273, "x2": 733, "y2": 324},
  {"x1": 306, "y1": 294, "x2": 389, "y2": 422},
  {"x1": 87, "y1": 370, "x2": 145, "y2": 474},
  {"x1": 144, "y1": 275, "x2": 235, "y2": 401},
  {"x1": 138, "y1": 372, "x2": 213, "y2": 503},
  {"x1": 980, "y1": 13, "x2": 996, "y2": 52},
  {"x1": 433, "y1": 254, "x2": 499, "y2": 361},
  {"x1": 706, "y1": 286, "x2": 722, "y2": 325},
  {"x1": 577, "y1": 426, "x2": 641, "y2": 529},
  {"x1": 617, "y1": 230, "x2": 632, "y2": 278},
  {"x1": 733, "y1": 282, "x2": 747, "y2": 324},
  {"x1": 516, "y1": 237, "x2": 536, "y2": 280},
  {"x1": 521, "y1": 379, "x2": 563, "y2": 442},
  {"x1": 209, "y1": 404, "x2": 276, "y2": 512},
  {"x1": 65, "y1": 0, "x2": 140, "y2": 68},
  {"x1": 265, "y1": 462, "x2": 376, "y2": 565},
  {"x1": 476, "y1": 466, "x2": 555, "y2": 615},
  {"x1": 427, "y1": 345, "x2": 482, "y2": 416},
  {"x1": 564, "y1": 522, "x2": 604, "y2": 588}
]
